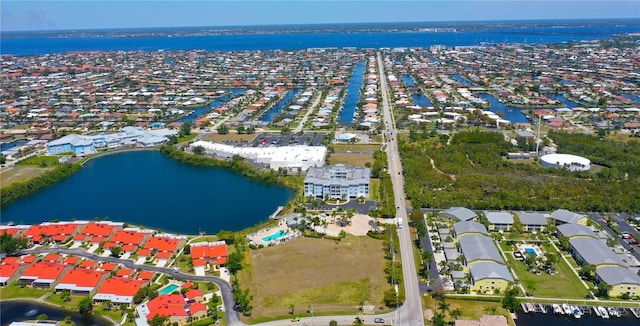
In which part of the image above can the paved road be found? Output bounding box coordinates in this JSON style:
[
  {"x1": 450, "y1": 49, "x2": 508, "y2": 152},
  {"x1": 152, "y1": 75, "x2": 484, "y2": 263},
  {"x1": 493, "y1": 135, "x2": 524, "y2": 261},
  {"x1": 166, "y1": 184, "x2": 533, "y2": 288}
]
[
  {"x1": 377, "y1": 52, "x2": 425, "y2": 326},
  {"x1": 589, "y1": 214, "x2": 640, "y2": 261},
  {"x1": 293, "y1": 90, "x2": 323, "y2": 133},
  {"x1": 21, "y1": 247, "x2": 243, "y2": 326}
]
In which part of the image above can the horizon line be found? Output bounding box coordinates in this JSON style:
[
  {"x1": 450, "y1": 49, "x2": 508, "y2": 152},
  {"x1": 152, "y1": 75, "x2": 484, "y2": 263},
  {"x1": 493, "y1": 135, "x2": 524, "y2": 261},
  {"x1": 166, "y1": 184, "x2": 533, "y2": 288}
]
[{"x1": 3, "y1": 17, "x2": 639, "y2": 33}]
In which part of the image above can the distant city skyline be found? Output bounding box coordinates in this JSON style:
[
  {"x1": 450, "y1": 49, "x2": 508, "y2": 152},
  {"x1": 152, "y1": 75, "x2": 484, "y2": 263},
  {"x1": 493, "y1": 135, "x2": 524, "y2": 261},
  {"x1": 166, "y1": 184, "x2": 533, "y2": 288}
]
[{"x1": 1, "y1": 0, "x2": 639, "y2": 32}]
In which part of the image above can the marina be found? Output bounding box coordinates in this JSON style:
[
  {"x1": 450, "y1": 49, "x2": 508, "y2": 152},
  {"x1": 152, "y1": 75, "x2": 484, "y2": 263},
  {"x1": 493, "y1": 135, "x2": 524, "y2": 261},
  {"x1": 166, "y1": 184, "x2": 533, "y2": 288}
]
[{"x1": 521, "y1": 302, "x2": 639, "y2": 321}]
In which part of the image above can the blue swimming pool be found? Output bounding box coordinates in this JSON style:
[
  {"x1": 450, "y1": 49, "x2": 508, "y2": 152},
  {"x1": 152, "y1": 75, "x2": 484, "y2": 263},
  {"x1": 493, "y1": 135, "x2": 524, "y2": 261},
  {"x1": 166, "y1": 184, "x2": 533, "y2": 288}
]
[
  {"x1": 159, "y1": 284, "x2": 179, "y2": 295},
  {"x1": 262, "y1": 230, "x2": 288, "y2": 242},
  {"x1": 524, "y1": 248, "x2": 538, "y2": 257}
]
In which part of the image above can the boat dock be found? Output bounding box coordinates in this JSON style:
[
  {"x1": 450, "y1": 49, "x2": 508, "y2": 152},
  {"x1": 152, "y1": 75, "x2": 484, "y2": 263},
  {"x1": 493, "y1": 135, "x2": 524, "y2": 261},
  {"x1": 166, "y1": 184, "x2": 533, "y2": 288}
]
[{"x1": 523, "y1": 304, "x2": 640, "y2": 319}]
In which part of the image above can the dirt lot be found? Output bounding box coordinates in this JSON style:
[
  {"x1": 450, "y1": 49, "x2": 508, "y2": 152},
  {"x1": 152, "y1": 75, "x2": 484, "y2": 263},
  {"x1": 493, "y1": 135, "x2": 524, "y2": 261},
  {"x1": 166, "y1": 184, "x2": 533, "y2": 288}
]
[
  {"x1": 0, "y1": 166, "x2": 53, "y2": 189},
  {"x1": 239, "y1": 235, "x2": 389, "y2": 320},
  {"x1": 328, "y1": 152, "x2": 373, "y2": 168}
]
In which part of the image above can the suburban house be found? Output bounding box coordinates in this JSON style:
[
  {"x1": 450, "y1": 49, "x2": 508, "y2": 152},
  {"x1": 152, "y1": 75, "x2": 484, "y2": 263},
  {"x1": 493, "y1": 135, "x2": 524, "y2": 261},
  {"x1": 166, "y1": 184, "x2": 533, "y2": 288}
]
[
  {"x1": 18, "y1": 262, "x2": 72, "y2": 289},
  {"x1": 139, "y1": 293, "x2": 207, "y2": 325},
  {"x1": 550, "y1": 209, "x2": 588, "y2": 225},
  {"x1": 23, "y1": 222, "x2": 83, "y2": 244},
  {"x1": 441, "y1": 207, "x2": 478, "y2": 222},
  {"x1": 0, "y1": 261, "x2": 28, "y2": 286},
  {"x1": 595, "y1": 266, "x2": 640, "y2": 297},
  {"x1": 516, "y1": 212, "x2": 548, "y2": 232},
  {"x1": 483, "y1": 211, "x2": 514, "y2": 232},
  {"x1": 93, "y1": 277, "x2": 148, "y2": 306},
  {"x1": 72, "y1": 221, "x2": 124, "y2": 246},
  {"x1": 136, "y1": 234, "x2": 187, "y2": 265},
  {"x1": 190, "y1": 241, "x2": 228, "y2": 276},
  {"x1": 102, "y1": 228, "x2": 155, "y2": 256},
  {"x1": 469, "y1": 262, "x2": 514, "y2": 293},
  {"x1": 54, "y1": 268, "x2": 109, "y2": 296},
  {"x1": 303, "y1": 164, "x2": 370, "y2": 199}
]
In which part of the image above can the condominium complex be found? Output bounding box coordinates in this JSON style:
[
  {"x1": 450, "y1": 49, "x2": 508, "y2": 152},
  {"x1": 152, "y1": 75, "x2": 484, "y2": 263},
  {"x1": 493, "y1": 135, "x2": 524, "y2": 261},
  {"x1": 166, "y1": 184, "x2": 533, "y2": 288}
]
[{"x1": 304, "y1": 164, "x2": 370, "y2": 199}]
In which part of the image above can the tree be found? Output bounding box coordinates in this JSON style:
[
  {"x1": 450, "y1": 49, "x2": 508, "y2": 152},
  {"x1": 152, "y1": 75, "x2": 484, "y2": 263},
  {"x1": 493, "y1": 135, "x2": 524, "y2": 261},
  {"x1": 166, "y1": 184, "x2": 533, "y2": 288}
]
[
  {"x1": 217, "y1": 124, "x2": 229, "y2": 134},
  {"x1": 501, "y1": 287, "x2": 520, "y2": 312},
  {"x1": 109, "y1": 245, "x2": 122, "y2": 258},
  {"x1": 438, "y1": 300, "x2": 450, "y2": 313},
  {"x1": 353, "y1": 316, "x2": 364, "y2": 326},
  {"x1": 329, "y1": 321, "x2": 338, "y2": 326},
  {"x1": 450, "y1": 308, "x2": 463, "y2": 322},
  {"x1": 289, "y1": 304, "x2": 295, "y2": 315},
  {"x1": 78, "y1": 296, "x2": 93, "y2": 314},
  {"x1": 597, "y1": 282, "x2": 612, "y2": 297},
  {"x1": 149, "y1": 313, "x2": 169, "y2": 326},
  {"x1": 37, "y1": 314, "x2": 48, "y2": 321},
  {"x1": 192, "y1": 145, "x2": 205, "y2": 156},
  {"x1": 431, "y1": 312, "x2": 447, "y2": 326},
  {"x1": 226, "y1": 251, "x2": 244, "y2": 275},
  {"x1": 179, "y1": 122, "x2": 192, "y2": 137},
  {"x1": 236, "y1": 125, "x2": 246, "y2": 134},
  {"x1": 580, "y1": 264, "x2": 595, "y2": 280},
  {"x1": 0, "y1": 232, "x2": 29, "y2": 256}
]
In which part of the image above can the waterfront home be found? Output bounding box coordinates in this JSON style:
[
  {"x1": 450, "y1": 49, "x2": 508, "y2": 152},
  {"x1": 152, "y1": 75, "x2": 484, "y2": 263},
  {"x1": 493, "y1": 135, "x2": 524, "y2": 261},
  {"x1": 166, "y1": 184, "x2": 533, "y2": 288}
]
[
  {"x1": 18, "y1": 262, "x2": 72, "y2": 289},
  {"x1": 136, "y1": 234, "x2": 187, "y2": 266},
  {"x1": 139, "y1": 294, "x2": 207, "y2": 325},
  {"x1": 457, "y1": 234, "x2": 504, "y2": 266},
  {"x1": 72, "y1": 221, "x2": 124, "y2": 247},
  {"x1": 0, "y1": 225, "x2": 29, "y2": 237},
  {"x1": 102, "y1": 228, "x2": 155, "y2": 256},
  {"x1": 469, "y1": 262, "x2": 514, "y2": 293},
  {"x1": 54, "y1": 267, "x2": 109, "y2": 296},
  {"x1": 190, "y1": 241, "x2": 228, "y2": 276},
  {"x1": 595, "y1": 266, "x2": 640, "y2": 298},
  {"x1": 23, "y1": 222, "x2": 82, "y2": 244},
  {"x1": 93, "y1": 277, "x2": 149, "y2": 306}
]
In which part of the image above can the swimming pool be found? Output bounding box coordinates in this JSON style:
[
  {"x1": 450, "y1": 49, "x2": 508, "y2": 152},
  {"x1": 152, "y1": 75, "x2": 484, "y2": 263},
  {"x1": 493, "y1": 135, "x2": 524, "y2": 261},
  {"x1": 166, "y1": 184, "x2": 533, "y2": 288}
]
[
  {"x1": 158, "y1": 284, "x2": 179, "y2": 295},
  {"x1": 524, "y1": 248, "x2": 538, "y2": 257},
  {"x1": 262, "y1": 230, "x2": 288, "y2": 242}
]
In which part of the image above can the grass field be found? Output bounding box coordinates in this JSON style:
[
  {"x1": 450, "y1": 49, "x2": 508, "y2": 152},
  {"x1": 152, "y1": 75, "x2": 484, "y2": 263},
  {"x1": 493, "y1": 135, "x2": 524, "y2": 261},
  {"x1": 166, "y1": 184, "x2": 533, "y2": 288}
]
[
  {"x1": 177, "y1": 133, "x2": 198, "y2": 143},
  {"x1": 328, "y1": 152, "x2": 373, "y2": 167},
  {"x1": 424, "y1": 296, "x2": 513, "y2": 325},
  {"x1": 239, "y1": 235, "x2": 389, "y2": 321},
  {"x1": 506, "y1": 249, "x2": 589, "y2": 299},
  {"x1": 17, "y1": 155, "x2": 62, "y2": 166},
  {"x1": 0, "y1": 166, "x2": 54, "y2": 189},
  {"x1": 369, "y1": 178, "x2": 380, "y2": 201},
  {"x1": 201, "y1": 133, "x2": 257, "y2": 142},
  {"x1": 332, "y1": 144, "x2": 381, "y2": 152},
  {"x1": 0, "y1": 282, "x2": 49, "y2": 299}
]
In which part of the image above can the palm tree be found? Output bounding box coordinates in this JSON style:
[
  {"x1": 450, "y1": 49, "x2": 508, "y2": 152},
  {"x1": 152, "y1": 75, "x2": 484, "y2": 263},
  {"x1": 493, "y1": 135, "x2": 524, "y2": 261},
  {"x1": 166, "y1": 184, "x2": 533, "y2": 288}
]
[
  {"x1": 288, "y1": 304, "x2": 295, "y2": 315},
  {"x1": 321, "y1": 219, "x2": 329, "y2": 238},
  {"x1": 352, "y1": 316, "x2": 364, "y2": 326},
  {"x1": 450, "y1": 308, "x2": 463, "y2": 322},
  {"x1": 438, "y1": 300, "x2": 450, "y2": 313}
]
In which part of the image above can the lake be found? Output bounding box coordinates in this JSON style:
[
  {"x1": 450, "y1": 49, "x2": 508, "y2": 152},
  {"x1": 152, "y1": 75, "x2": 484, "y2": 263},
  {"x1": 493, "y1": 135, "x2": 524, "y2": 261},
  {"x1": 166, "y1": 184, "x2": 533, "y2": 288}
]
[
  {"x1": 0, "y1": 150, "x2": 294, "y2": 234},
  {"x1": 0, "y1": 301, "x2": 111, "y2": 326}
]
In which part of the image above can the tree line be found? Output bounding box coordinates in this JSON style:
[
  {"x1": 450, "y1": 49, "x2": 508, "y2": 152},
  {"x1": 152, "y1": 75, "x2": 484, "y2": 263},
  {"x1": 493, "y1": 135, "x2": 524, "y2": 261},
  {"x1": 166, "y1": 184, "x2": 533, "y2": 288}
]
[{"x1": 1, "y1": 162, "x2": 82, "y2": 207}]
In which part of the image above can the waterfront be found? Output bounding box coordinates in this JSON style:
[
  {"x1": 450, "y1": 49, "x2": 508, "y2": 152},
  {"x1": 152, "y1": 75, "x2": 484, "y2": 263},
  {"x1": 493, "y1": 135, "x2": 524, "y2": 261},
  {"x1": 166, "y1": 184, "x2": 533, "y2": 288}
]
[
  {"x1": 3, "y1": 21, "x2": 638, "y2": 56},
  {"x1": 339, "y1": 61, "x2": 366, "y2": 124},
  {"x1": 516, "y1": 310, "x2": 639, "y2": 326},
  {"x1": 177, "y1": 88, "x2": 244, "y2": 123},
  {"x1": 260, "y1": 88, "x2": 303, "y2": 122},
  {"x1": 479, "y1": 93, "x2": 530, "y2": 123},
  {"x1": 0, "y1": 150, "x2": 293, "y2": 234},
  {"x1": 0, "y1": 301, "x2": 111, "y2": 326}
]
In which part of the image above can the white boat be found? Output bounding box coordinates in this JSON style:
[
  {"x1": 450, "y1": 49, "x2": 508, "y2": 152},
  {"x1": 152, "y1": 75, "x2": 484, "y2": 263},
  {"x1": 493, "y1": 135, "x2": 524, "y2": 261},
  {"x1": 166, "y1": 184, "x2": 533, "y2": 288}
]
[
  {"x1": 572, "y1": 306, "x2": 582, "y2": 319},
  {"x1": 593, "y1": 306, "x2": 601, "y2": 317},
  {"x1": 521, "y1": 303, "x2": 529, "y2": 313},
  {"x1": 537, "y1": 304, "x2": 547, "y2": 314},
  {"x1": 608, "y1": 307, "x2": 620, "y2": 317},
  {"x1": 25, "y1": 309, "x2": 38, "y2": 317},
  {"x1": 552, "y1": 304, "x2": 563, "y2": 314},
  {"x1": 598, "y1": 306, "x2": 610, "y2": 319},
  {"x1": 631, "y1": 307, "x2": 640, "y2": 318},
  {"x1": 526, "y1": 303, "x2": 535, "y2": 313},
  {"x1": 562, "y1": 303, "x2": 572, "y2": 315}
]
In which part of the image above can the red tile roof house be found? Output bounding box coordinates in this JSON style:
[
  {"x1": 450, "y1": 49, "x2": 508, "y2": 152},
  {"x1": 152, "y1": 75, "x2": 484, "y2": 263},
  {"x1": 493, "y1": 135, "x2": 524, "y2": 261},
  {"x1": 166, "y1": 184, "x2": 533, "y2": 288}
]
[
  {"x1": 23, "y1": 222, "x2": 83, "y2": 244},
  {"x1": 17, "y1": 262, "x2": 72, "y2": 289},
  {"x1": 136, "y1": 234, "x2": 186, "y2": 266},
  {"x1": 0, "y1": 225, "x2": 30, "y2": 237},
  {"x1": 0, "y1": 261, "x2": 28, "y2": 286},
  {"x1": 190, "y1": 241, "x2": 228, "y2": 276},
  {"x1": 93, "y1": 277, "x2": 149, "y2": 306},
  {"x1": 54, "y1": 267, "x2": 109, "y2": 296},
  {"x1": 72, "y1": 221, "x2": 124, "y2": 249},
  {"x1": 102, "y1": 228, "x2": 154, "y2": 258},
  {"x1": 138, "y1": 294, "x2": 207, "y2": 325}
]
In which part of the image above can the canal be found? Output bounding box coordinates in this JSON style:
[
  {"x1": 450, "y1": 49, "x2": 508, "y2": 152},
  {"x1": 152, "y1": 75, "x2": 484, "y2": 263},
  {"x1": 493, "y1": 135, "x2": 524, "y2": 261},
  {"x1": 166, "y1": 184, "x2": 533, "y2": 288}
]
[
  {"x1": 402, "y1": 74, "x2": 433, "y2": 107},
  {"x1": 177, "y1": 88, "x2": 244, "y2": 123},
  {"x1": 478, "y1": 93, "x2": 529, "y2": 123},
  {"x1": 259, "y1": 88, "x2": 303, "y2": 122},
  {"x1": 338, "y1": 61, "x2": 365, "y2": 124}
]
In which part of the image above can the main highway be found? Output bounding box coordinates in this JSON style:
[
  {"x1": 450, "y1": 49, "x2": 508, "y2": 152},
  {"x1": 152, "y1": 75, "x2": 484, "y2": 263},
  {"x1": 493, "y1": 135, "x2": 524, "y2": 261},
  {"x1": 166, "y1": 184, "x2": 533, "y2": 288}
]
[{"x1": 377, "y1": 52, "x2": 425, "y2": 326}]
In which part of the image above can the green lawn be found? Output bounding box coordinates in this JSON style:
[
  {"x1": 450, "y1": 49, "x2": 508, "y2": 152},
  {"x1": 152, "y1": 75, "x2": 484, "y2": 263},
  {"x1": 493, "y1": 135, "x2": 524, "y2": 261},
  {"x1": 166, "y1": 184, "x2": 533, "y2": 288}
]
[
  {"x1": 498, "y1": 241, "x2": 514, "y2": 252},
  {"x1": 46, "y1": 293, "x2": 84, "y2": 309},
  {"x1": 17, "y1": 155, "x2": 63, "y2": 166},
  {"x1": 0, "y1": 282, "x2": 49, "y2": 299},
  {"x1": 369, "y1": 178, "x2": 380, "y2": 201},
  {"x1": 507, "y1": 249, "x2": 588, "y2": 299},
  {"x1": 177, "y1": 133, "x2": 198, "y2": 143}
]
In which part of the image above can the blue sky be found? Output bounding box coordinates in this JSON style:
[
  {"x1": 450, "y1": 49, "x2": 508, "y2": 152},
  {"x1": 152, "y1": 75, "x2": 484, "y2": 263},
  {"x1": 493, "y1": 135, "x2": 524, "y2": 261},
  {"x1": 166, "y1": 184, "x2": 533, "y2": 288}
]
[{"x1": 2, "y1": 1, "x2": 639, "y2": 31}]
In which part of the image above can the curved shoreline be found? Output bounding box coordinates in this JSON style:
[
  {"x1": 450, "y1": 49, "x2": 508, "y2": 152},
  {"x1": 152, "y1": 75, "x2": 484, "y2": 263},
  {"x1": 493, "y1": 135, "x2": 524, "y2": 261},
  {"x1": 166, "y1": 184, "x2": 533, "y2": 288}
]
[{"x1": 1, "y1": 298, "x2": 117, "y2": 324}]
